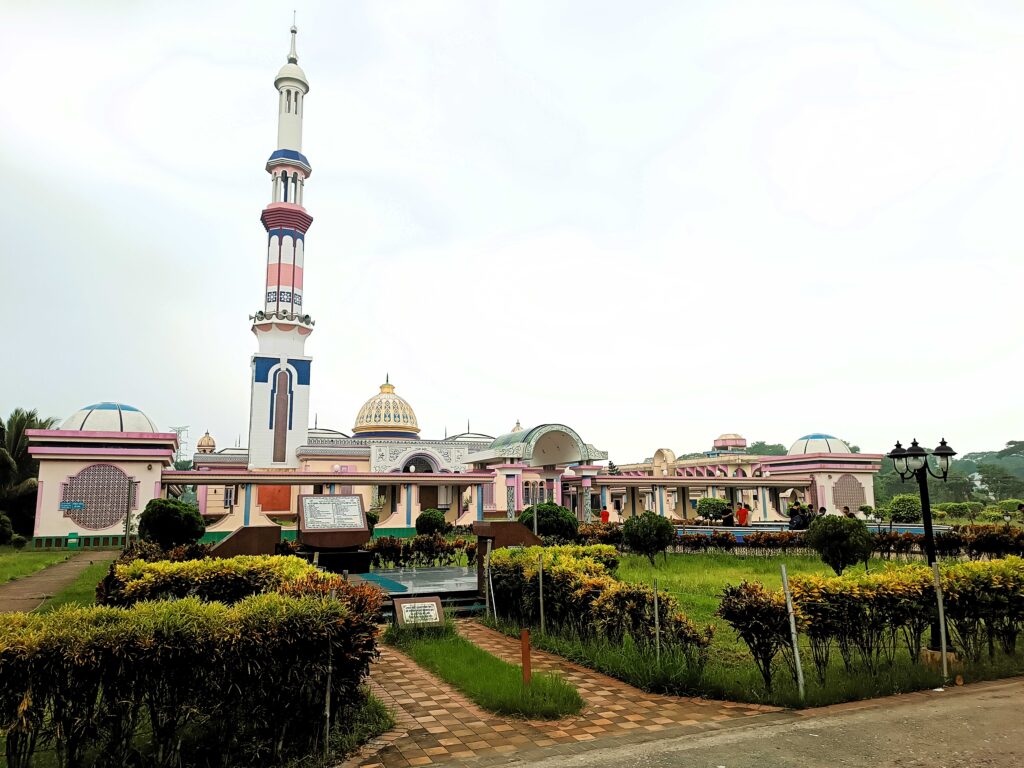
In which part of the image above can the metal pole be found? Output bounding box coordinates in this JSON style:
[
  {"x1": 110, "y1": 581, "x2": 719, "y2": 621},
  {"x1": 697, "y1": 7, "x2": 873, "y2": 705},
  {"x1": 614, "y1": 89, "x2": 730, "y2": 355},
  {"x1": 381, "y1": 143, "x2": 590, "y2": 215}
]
[
  {"x1": 780, "y1": 564, "x2": 806, "y2": 703},
  {"x1": 653, "y1": 578, "x2": 661, "y2": 666},
  {"x1": 484, "y1": 540, "x2": 491, "y2": 619},
  {"x1": 538, "y1": 553, "x2": 545, "y2": 635},
  {"x1": 533, "y1": 498, "x2": 538, "y2": 537},
  {"x1": 324, "y1": 587, "x2": 336, "y2": 759},
  {"x1": 932, "y1": 562, "x2": 950, "y2": 685},
  {"x1": 917, "y1": 468, "x2": 942, "y2": 651}
]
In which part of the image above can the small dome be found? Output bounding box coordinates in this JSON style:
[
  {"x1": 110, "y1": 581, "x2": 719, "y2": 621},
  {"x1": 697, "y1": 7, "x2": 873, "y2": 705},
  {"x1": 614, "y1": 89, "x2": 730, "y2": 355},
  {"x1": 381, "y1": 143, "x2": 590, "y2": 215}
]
[
  {"x1": 352, "y1": 379, "x2": 420, "y2": 437},
  {"x1": 197, "y1": 431, "x2": 216, "y2": 454},
  {"x1": 714, "y1": 433, "x2": 747, "y2": 449},
  {"x1": 61, "y1": 402, "x2": 158, "y2": 433},
  {"x1": 275, "y1": 62, "x2": 308, "y2": 89},
  {"x1": 511, "y1": 419, "x2": 524, "y2": 433},
  {"x1": 788, "y1": 434, "x2": 851, "y2": 455}
]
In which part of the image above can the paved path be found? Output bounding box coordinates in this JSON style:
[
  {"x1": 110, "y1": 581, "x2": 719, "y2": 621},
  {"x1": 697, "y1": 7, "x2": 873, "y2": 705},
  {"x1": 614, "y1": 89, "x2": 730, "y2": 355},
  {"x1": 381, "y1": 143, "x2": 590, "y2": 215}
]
[
  {"x1": 514, "y1": 677, "x2": 1024, "y2": 768},
  {"x1": 0, "y1": 550, "x2": 118, "y2": 612},
  {"x1": 342, "y1": 623, "x2": 786, "y2": 768}
]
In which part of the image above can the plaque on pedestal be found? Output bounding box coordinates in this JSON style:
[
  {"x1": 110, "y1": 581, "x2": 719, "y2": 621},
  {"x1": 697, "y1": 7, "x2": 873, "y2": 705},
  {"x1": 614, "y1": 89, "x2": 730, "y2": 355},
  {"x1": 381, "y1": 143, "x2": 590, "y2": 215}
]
[
  {"x1": 297, "y1": 494, "x2": 371, "y2": 549},
  {"x1": 393, "y1": 596, "x2": 444, "y2": 627}
]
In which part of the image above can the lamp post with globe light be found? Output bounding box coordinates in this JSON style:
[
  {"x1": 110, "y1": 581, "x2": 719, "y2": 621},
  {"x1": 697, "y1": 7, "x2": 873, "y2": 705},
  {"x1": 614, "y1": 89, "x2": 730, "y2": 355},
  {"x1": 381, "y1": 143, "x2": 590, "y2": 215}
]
[{"x1": 886, "y1": 438, "x2": 957, "y2": 652}]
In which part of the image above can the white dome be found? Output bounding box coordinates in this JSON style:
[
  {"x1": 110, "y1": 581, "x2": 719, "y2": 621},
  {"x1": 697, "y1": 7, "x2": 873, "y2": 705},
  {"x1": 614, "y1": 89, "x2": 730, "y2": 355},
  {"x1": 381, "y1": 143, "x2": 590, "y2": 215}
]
[
  {"x1": 788, "y1": 434, "x2": 851, "y2": 455},
  {"x1": 61, "y1": 402, "x2": 158, "y2": 433}
]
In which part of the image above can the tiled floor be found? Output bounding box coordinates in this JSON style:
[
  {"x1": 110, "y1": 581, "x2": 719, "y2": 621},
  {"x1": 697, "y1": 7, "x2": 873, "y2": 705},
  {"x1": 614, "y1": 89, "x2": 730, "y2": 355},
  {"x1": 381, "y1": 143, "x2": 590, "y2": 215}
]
[{"x1": 340, "y1": 622, "x2": 789, "y2": 767}]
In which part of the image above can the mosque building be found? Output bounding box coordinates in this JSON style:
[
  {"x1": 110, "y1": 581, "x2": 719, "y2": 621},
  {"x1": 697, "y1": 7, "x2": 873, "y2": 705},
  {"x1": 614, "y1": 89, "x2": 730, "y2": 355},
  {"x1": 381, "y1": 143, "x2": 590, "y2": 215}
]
[{"x1": 24, "y1": 26, "x2": 877, "y2": 548}]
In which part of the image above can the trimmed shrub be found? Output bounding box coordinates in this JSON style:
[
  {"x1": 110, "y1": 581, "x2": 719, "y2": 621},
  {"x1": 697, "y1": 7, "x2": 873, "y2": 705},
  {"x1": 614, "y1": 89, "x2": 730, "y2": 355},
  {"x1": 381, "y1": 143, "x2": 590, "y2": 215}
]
[
  {"x1": 96, "y1": 554, "x2": 333, "y2": 607},
  {"x1": 885, "y1": 494, "x2": 923, "y2": 523},
  {"x1": 805, "y1": 516, "x2": 873, "y2": 575},
  {"x1": 717, "y1": 582, "x2": 792, "y2": 693},
  {"x1": 0, "y1": 513, "x2": 12, "y2": 545},
  {"x1": 138, "y1": 498, "x2": 205, "y2": 550},
  {"x1": 696, "y1": 497, "x2": 729, "y2": 521},
  {"x1": 577, "y1": 522, "x2": 623, "y2": 546},
  {"x1": 0, "y1": 593, "x2": 380, "y2": 767},
  {"x1": 519, "y1": 502, "x2": 579, "y2": 540},
  {"x1": 622, "y1": 511, "x2": 675, "y2": 565},
  {"x1": 10, "y1": 534, "x2": 27, "y2": 550},
  {"x1": 415, "y1": 508, "x2": 447, "y2": 536},
  {"x1": 365, "y1": 535, "x2": 475, "y2": 569}
]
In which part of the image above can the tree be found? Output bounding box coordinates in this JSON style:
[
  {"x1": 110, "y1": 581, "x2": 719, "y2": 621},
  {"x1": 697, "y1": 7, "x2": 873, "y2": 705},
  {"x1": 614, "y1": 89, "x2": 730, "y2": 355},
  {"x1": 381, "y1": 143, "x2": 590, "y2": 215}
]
[
  {"x1": 137, "y1": 498, "x2": 205, "y2": 550},
  {"x1": 747, "y1": 441, "x2": 787, "y2": 456},
  {"x1": 977, "y1": 463, "x2": 1024, "y2": 501},
  {"x1": 519, "y1": 502, "x2": 578, "y2": 540},
  {"x1": 997, "y1": 440, "x2": 1024, "y2": 458},
  {"x1": 606, "y1": 461, "x2": 623, "y2": 476},
  {"x1": 173, "y1": 459, "x2": 194, "y2": 471},
  {"x1": 0, "y1": 408, "x2": 59, "y2": 536},
  {"x1": 0, "y1": 513, "x2": 13, "y2": 546},
  {"x1": 622, "y1": 511, "x2": 675, "y2": 565},
  {"x1": 415, "y1": 508, "x2": 447, "y2": 536},
  {"x1": 885, "y1": 494, "x2": 922, "y2": 523},
  {"x1": 805, "y1": 516, "x2": 873, "y2": 575},
  {"x1": 696, "y1": 497, "x2": 729, "y2": 521}
]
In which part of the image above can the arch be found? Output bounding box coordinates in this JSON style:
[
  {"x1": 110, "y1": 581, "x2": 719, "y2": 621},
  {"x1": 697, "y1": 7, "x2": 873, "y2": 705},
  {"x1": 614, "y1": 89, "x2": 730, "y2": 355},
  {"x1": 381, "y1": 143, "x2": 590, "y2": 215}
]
[
  {"x1": 732, "y1": 467, "x2": 747, "y2": 478},
  {"x1": 524, "y1": 424, "x2": 590, "y2": 467},
  {"x1": 401, "y1": 452, "x2": 441, "y2": 474},
  {"x1": 652, "y1": 448, "x2": 676, "y2": 477},
  {"x1": 832, "y1": 474, "x2": 866, "y2": 510},
  {"x1": 286, "y1": 90, "x2": 291, "y2": 113},
  {"x1": 282, "y1": 171, "x2": 289, "y2": 202}
]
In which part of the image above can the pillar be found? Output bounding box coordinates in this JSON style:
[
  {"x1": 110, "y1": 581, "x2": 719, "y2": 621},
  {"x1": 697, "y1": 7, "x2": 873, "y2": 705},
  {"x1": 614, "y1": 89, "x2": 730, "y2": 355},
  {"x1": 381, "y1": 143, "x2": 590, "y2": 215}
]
[
  {"x1": 404, "y1": 483, "x2": 413, "y2": 527},
  {"x1": 629, "y1": 486, "x2": 638, "y2": 517},
  {"x1": 476, "y1": 484, "x2": 484, "y2": 521},
  {"x1": 506, "y1": 477, "x2": 516, "y2": 520},
  {"x1": 581, "y1": 477, "x2": 593, "y2": 523},
  {"x1": 243, "y1": 484, "x2": 252, "y2": 526},
  {"x1": 677, "y1": 487, "x2": 688, "y2": 519},
  {"x1": 759, "y1": 485, "x2": 769, "y2": 520},
  {"x1": 554, "y1": 475, "x2": 563, "y2": 506}
]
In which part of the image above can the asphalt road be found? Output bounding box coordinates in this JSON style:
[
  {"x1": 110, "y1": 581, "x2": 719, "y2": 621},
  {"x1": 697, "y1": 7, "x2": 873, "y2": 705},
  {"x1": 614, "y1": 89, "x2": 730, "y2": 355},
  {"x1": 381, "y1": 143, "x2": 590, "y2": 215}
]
[{"x1": 519, "y1": 678, "x2": 1024, "y2": 768}]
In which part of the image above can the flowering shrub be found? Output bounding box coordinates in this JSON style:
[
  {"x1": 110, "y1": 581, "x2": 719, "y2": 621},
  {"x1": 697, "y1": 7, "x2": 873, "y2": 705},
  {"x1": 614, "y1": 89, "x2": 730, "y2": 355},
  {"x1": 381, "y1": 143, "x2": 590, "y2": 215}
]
[
  {"x1": 717, "y1": 582, "x2": 792, "y2": 692},
  {"x1": 365, "y1": 534, "x2": 476, "y2": 569}
]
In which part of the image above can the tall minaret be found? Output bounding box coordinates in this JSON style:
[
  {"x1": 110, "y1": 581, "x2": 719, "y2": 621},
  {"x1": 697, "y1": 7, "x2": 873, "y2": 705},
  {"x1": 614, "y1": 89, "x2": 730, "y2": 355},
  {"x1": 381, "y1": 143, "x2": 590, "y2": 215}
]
[{"x1": 248, "y1": 24, "x2": 314, "y2": 469}]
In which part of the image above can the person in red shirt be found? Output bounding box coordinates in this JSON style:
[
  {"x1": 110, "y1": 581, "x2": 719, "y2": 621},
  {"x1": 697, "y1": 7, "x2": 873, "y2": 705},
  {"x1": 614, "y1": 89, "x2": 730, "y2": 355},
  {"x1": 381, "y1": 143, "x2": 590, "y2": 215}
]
[{"x1": 737, "y1": 504, "x2": 750, "y2": 526}]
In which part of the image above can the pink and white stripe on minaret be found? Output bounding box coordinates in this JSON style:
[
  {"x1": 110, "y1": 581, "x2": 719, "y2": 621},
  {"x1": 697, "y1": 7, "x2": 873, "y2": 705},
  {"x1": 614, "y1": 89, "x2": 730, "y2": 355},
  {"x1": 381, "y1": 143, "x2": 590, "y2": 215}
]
[{"x1": 247, "y1": 24, "x2": 315, "y2": 470}]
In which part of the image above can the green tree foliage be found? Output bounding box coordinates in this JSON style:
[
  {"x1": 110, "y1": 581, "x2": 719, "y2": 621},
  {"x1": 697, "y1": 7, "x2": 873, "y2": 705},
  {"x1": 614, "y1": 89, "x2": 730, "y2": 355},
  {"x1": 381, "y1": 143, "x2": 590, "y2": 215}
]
[
  {"x1": 622, "y1": 511, "x2": 675, "y2": 565},
  {"x1": 0, "y1": 512, "x2": 13, "y2": 546},
  {"x1": 137, "y1": 498, "x2": 205, "y2": 550},
  {"x1": 997, "y1": 440, "x2": 1024, "y2": 458},
  {"x1": 747, "y1": 441, "x2": 787, "y2": 456},
  {"x1": 415, "y1": 508, "x2": 447, "y2": 536},
  {"x1": 696, "y1": 497, "x2": 729, "y2": 521},
  {"x1": 885, "y1": 494, "x2": 923, "y2": 523},
  {"x1": 606, "y1": 461, "x2": 622, "y2": 475},
  {"x1": 804, "y1": 516, "x2": 873, "y2": 575},
  {"x1": 0, "y1": 408, "x2": 59, "y2": 535},
  {"x1": 977, "y1": 463, "x2": 1024, "y2": 501},
  {"x1": 519, "y1": 502, "x2": 578, "y2": 540}
]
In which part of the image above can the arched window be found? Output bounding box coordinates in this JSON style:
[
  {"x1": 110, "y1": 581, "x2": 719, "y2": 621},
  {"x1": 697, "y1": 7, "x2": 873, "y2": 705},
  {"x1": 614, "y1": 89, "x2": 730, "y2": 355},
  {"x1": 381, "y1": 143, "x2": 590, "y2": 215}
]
[
  {"x1": 281, "y1": 172, "x2": 288, "y2": 202},
  {"x1": 295, "y1": 92, "x2": 300, "y2": 115},
  {"x1": 286, "y1": 90, "x2": 291, "y2": 113},
  {"x1": 292, "y1": 173, "x2": 298, "y2": 204}
]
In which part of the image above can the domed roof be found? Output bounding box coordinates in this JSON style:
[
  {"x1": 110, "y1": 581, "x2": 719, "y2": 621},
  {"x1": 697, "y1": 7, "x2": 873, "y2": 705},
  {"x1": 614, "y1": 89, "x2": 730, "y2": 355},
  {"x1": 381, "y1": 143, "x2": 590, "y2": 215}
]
[
  {"x1": 714, "y1": 433, "x2": 747, "y2": 449},
  {"x1": 275, "y1": 62, "x2": 308, "y2": 89},
  {"x1": 61, "y1": 402, "x2": 158, "y2": 433},
  {"x1": 352, "y1": 378, "x2": 420, "y2": 437},
  {"x1": 788, "y1": 433, "x2": 851, "y2": 455},
  {"x1": 196, "y1": 431, "x2": 216, "y2": 454}
]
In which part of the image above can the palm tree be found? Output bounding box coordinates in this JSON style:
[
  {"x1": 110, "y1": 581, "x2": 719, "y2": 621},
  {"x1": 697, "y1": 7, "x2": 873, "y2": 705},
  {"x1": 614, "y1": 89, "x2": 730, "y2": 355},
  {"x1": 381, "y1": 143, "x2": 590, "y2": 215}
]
[{"x1": 1, "y1": 408, "x2": 59, "y2": 534}]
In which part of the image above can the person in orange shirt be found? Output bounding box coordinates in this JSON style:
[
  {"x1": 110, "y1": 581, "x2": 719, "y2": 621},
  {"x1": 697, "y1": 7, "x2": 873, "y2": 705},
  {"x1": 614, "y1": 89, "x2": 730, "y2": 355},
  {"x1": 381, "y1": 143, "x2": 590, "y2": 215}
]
[{"x1": 737, "y1": 504, "x2": 750, "y2": 526}]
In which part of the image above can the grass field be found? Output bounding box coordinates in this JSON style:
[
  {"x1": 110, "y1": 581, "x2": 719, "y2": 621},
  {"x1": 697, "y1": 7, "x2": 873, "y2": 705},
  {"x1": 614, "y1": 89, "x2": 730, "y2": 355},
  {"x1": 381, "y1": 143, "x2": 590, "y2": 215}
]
[
  {"x1": 0, "y1": 546, "x2": 70, "y2": 584},
  {"x1": 36, "y1": 558, "x2": 111, "y2": 611},
  {"x1": 494, "y1": 552, "x2": 1024, "y2": 708},
  {"x1": 384, "y1": 621, "x2": 583, "y2": 719}
]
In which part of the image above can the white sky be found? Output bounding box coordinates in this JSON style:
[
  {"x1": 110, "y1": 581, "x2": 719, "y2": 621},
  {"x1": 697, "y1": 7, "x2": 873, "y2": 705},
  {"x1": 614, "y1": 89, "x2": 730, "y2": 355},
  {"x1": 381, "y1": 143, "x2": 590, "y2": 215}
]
[{"x1": 1, "y1": 0, "x2": 1022, "y2": 463}]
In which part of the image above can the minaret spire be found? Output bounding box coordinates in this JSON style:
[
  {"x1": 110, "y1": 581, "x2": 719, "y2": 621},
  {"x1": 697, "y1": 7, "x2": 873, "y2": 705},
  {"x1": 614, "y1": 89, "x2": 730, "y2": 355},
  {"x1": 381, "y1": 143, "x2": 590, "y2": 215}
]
[{"x1": 288, "y1": 18, "x2": 298, "y2": 63}]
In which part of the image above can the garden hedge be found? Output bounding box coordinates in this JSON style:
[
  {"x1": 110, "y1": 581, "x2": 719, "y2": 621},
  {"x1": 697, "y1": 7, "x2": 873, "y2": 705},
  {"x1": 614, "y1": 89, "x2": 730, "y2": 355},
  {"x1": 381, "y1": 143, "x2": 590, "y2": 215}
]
[
  {"x1": 717, "y1": 556, "x2": 1024, "y2": 691},
  {"x1": 366, "y1": 534, "x2": 476, "y2": 569},
  {"x1": 0, "y1": 592, "x2": 381, "y2": 767},
  {"x1": 488, "y1": 545, "x2": 712, "y2": 669},
  {"x1": 97, "y1": 554, "x2": 348, "y2": 607}
]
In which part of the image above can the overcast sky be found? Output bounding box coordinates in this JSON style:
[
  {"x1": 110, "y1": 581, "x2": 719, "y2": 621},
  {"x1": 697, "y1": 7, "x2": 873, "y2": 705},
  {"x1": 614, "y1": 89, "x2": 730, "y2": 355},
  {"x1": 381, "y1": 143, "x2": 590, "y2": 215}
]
[{"x1": 2, "y1": 1, "x2": 1022, "y2": 462}]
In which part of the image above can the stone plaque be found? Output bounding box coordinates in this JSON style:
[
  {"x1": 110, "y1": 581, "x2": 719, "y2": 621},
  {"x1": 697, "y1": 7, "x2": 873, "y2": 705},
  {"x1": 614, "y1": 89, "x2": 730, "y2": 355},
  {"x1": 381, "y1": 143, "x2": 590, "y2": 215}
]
[
  {"x1": 393, "y1": 596, "x2": 444, "y2": 626},
  {"x1": 297, "y1": 494, "x2": 371, "y2": 549}
]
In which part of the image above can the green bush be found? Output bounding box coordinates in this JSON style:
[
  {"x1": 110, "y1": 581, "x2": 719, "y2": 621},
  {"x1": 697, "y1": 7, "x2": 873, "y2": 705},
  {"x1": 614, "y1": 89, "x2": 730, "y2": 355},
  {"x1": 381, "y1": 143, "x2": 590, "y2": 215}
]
[
  {"x1": 96, "y1": 554, "x2": 346, "y2": 607},
  {"x1": 415, "y1": 508, "x2": 448, "y2": 536},
  {"x1": 137, "y1": 498, "x2": 205, "y2": 550},
  {"x1": 0, "y1": 593, "x2": 380, "y2": 767},
  {"x1": 995, "y1": 499, "x2": 1024, "y2": 514},
  {"x1": 576, "y1": 522, "x2": 623, "y2": 546},
  {"x1": 885, "y1": 494, "x2": 923, "y2": 523},
  {"x1": 519, "y1": 502, "x2": 579, "y2": 540},
  {"x1": 696, "y1": 497, "x2": 729, "y2": 521},
  {"x1": 10, "y1": 534, "x2": 27, "y2": 550},
  {"x1": 978, "y1": 506, "x2": 1008, "y2": 523},
  {"x1": 622, "y1": 511, "x2": 675, "y2": 565},
  {"x1": 366, "y1": 534, "x2": 475, "y2": 568},
  {"x1": 0, "y1": 513, "x2": 12, "y2": 546},
  {"x1": 366, "y1": 507, "x2": 379, "y2": 533},
  {"x1": 804, "y1": 516, "x2": 873, "y2": 575}
]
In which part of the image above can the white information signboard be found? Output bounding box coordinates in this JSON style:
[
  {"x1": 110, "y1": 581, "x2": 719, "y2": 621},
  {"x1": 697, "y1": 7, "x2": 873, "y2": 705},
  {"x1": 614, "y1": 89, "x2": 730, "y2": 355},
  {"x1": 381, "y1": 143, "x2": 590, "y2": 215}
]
[{"x1": 300, "y1": 495, "x2": 366, "y2": 531}]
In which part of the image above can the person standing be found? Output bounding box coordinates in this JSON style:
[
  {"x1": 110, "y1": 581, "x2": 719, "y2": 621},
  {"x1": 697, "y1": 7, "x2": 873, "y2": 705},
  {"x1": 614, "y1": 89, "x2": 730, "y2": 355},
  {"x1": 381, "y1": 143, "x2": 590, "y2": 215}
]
[{"x1": 737, "y1": 503, "x2": 750, "y2": 526}]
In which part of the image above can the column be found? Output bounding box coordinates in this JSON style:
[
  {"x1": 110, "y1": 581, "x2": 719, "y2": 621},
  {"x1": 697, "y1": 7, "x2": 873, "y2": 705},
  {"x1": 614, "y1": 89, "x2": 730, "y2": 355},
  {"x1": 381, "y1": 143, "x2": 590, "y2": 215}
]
[
  {"x1": 506, "y1": 477, "x2": 516, "y2": 520},
  {"x1": 554, "y1": 475, "x2": 563, "y2": 506},
  {"x1": 404, "y1": 483, "x2": 413, "y2": 527},
  {"x1": 677, "y1": 487, "x2": 688, "y2": 519},
  {"x1": 243, "y1": 484, "x2": 252, "y2": 526},
  {"x1": 657, "y1": 485, "x2": 665, "y2": 517},
  {"x1": 476, "y1": 483, "x2": 484, "y2": 521},
  {"x1": 600, "y1": 486, "x2": 607, "y2": 517},
  {"x1": 581, "y1": 477, "x2": 593, "y2": 523},
  {"x1": 629, "y1": 486, "x2": 638, "y2": 517},
  {"x1": 759, "y1": 485, "x2": 769, "y2": 520}
]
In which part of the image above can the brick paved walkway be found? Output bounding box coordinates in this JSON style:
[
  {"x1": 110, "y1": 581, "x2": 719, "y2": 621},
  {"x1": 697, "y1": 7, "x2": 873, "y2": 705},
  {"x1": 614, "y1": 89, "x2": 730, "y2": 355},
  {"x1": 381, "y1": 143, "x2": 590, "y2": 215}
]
[
  {"x1": 341, "y1": 622, "x2": 789, "y2": 767},
  {"x1": 0, "y1": 550, "x2": 118, "y2": 612}
]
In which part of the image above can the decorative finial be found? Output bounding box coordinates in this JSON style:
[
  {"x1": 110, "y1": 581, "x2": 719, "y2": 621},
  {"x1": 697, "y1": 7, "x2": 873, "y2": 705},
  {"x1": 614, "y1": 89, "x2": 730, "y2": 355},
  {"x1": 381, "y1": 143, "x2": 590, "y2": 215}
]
[
  {"x1": 288, "y1": 17, "x2": 298, "y2": 64},
  {"x1": 386, "y1": 372, "x2": 389, "y2": 384}
]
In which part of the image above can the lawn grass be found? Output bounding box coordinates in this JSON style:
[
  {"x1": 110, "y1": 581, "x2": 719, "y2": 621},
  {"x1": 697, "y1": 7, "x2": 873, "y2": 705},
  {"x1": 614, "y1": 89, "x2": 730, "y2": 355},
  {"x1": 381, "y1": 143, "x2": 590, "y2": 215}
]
[
  {"x1": 384, "y1": 620, "x2": 583, "y2": 719},
  {"x1": 0, "y1": 546, "x2": 71, "y2": 584},
  {"x1": 36, "y1": 558, "x2": 112, "y2": 611}
]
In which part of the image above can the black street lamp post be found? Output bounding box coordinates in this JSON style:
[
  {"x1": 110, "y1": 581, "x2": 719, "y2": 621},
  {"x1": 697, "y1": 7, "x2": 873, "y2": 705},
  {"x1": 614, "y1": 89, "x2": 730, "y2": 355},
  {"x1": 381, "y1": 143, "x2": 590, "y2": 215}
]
[{"x1": 886, "y1": 438, "x2": 957, "y2": 651}]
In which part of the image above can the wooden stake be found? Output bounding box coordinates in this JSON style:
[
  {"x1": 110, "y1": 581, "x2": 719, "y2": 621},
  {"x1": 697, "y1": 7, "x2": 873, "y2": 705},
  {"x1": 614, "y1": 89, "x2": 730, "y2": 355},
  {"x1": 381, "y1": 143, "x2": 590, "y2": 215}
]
[
  {"x1": 521, "y1": 629, "x2": 532, "y2": 685},
  {"x1": 780, "y1": 564, "x2": 805, "y2": 703}
]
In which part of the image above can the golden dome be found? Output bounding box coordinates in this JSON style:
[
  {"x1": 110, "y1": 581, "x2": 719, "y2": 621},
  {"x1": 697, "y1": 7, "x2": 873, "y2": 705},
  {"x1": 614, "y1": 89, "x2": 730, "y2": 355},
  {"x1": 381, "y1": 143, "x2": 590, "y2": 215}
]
[
  {"x1": 196, "y1": 430, "x2": 216, "y2": 453},
  {"x1": 352, "y1": 378, "x2": 421, "y2": 437}
]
